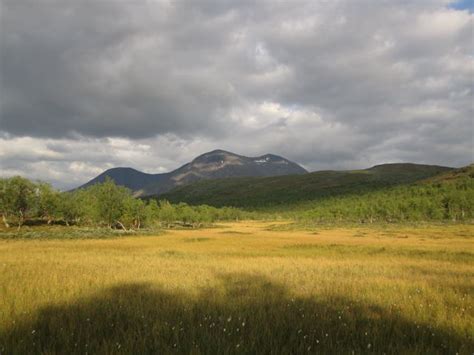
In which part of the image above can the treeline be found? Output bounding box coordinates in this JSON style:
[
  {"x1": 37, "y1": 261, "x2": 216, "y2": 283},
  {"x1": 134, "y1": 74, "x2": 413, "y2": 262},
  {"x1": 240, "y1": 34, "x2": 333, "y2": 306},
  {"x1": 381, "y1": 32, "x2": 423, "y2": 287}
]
[
  {"x1": 0, "y1": 177, "x2": 246, "y2": 230},
  {"x1": 289, "y1": 177, "x2": 473, "y2": 223},
  {"x1": 1, "y1": 171, "x2": 472, "y2": 230}
]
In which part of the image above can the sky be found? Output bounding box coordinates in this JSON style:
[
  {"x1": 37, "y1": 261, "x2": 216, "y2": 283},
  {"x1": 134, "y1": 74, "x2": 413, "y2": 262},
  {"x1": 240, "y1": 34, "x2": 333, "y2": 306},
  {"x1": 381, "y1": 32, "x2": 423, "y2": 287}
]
[{"x1": 0, "y1": 0, "x2": 473, "y2": 190}]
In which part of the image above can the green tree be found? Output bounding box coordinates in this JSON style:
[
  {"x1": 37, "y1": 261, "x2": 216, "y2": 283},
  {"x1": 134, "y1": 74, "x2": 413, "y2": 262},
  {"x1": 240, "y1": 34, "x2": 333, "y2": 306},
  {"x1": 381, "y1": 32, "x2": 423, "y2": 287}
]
[
  {"x1": 89, "y1": 178, "x2": 131, "y2": 228},
  {"x1": 58, "y1": 191, "x2": 87, "y2": 226},
  {"x1": 0, "y1": 176, "x2": 36, "y2": 229},
  {"x1": 123, "y1": 198, "x2": 146, "y2": 229},
  {"x1": 158, "y1": 200, "x2": 176, "y2": 226},
  {"x1": 36, "y1": 182, "x2": 61, "y2": 224}
]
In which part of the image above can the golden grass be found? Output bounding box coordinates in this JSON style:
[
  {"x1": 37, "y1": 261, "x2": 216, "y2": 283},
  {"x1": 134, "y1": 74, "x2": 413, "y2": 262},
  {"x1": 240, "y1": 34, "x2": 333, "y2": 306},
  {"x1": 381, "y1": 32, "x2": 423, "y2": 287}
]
[{"x1": 0, "y1": 221, "x2": 473, "y2": 354}]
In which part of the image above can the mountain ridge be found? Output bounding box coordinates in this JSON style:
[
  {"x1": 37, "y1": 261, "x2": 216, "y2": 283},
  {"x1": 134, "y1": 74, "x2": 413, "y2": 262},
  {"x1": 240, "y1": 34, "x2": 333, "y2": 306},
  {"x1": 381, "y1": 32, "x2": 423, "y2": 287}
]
[{"x1": 76, "y1": 150, "x2": 308, "y2": 196}]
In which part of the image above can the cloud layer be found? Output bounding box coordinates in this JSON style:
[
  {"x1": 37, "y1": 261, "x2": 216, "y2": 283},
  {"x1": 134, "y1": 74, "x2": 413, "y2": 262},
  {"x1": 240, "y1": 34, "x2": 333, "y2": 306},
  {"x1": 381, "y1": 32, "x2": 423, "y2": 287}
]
[{"x1": 0, "y1": 0, "x2": 472, "y2": 189}]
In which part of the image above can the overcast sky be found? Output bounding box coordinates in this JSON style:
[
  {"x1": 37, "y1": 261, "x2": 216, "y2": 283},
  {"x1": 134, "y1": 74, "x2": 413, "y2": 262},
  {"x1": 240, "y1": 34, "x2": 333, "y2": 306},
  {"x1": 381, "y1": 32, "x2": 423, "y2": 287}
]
[{"x1": 0, "y1": 0, "x2": 473, "y2": 189}]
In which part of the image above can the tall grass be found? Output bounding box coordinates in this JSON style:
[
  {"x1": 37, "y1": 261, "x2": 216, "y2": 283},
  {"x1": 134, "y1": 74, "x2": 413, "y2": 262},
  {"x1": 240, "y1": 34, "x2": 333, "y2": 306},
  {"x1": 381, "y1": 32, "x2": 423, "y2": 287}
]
[{"x1": 0, "y1": 221, "x2": 473, "y2": 353}]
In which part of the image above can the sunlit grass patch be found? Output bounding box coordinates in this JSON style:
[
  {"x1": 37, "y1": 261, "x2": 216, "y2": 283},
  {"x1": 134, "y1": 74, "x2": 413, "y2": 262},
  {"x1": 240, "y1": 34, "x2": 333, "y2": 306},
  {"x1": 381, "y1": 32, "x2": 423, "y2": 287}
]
[
  {"x1": 282, "y1": 243, "x2": 474, "y2": 262},
  {"x1": 0, "y1": 221, "x2": 472, "y2": 354}
]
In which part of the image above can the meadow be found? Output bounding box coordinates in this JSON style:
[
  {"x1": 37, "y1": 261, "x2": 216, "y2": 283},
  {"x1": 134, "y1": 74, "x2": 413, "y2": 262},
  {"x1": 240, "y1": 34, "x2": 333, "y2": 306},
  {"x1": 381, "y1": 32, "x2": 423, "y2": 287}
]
[{"x1": 1, "y1": 221, "x2": 473, "y2": 354}]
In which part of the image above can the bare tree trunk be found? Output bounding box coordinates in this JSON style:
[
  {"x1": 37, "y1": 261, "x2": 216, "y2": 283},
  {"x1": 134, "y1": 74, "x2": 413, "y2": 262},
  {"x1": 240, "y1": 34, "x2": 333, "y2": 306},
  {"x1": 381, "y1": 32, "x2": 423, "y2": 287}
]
[
  {"x1": 116, "y1": 220, "x2": 128, "y2": 231},
  {"x1": 17, "y1": 211, "x2": 23, "y2": 231},
  {"x1": 2, "y1": 214, "x2": 10, "y2": 228}
]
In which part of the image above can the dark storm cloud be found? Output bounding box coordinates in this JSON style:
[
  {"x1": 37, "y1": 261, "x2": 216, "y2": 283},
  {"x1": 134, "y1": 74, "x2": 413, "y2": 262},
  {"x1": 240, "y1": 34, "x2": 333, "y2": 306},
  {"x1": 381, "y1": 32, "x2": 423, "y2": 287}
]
[
  {"x1": 0, "y1": 0, "x2": 246, "y2": 138},
  {"x1": 0, "y1": 0, "x2": 472, "y2": 188}
]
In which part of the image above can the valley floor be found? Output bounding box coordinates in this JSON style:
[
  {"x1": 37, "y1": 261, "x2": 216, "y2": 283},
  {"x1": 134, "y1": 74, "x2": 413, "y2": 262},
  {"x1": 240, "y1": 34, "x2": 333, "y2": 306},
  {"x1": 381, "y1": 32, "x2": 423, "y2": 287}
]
[{"x1": 0, "y1": 221, "x2": 473, "y2": 354}]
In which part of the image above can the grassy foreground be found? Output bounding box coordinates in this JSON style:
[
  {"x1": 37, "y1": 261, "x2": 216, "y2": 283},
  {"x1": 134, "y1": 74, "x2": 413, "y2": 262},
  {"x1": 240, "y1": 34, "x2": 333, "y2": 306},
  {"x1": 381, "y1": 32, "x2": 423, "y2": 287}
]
[{"x1": 0, "y1": 222, "x2": 473, "y2": 354}]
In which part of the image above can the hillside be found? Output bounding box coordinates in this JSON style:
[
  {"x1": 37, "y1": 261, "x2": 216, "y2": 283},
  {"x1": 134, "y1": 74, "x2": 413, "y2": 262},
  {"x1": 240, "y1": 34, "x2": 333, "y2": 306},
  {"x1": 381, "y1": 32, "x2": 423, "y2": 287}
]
[
  {"x1": 157, "y1": 163, "x2": 453, "y2": 208},
  {"x1": 76, "y1": 150, "x2": 307, "y2": 196},
  {"x1": 421, "y1": 164, "x2": 474, "y2": 184},
  {"x1": 287, "y1": 165, "x2": 474, "y2": 223}
]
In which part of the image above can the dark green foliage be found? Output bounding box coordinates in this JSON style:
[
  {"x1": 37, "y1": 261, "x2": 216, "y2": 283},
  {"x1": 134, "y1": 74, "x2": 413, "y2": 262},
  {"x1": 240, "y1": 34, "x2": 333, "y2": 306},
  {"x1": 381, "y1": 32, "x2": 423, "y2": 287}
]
[
  {"x1": 161, "y1": 164, "x2": 473, "y2": 223},
  {"x1": 278, "y1": 173, "x2": 474, "y2": 223},
  {"x1": 160, "y1": 163, "x2": 452, "y2": 208}
]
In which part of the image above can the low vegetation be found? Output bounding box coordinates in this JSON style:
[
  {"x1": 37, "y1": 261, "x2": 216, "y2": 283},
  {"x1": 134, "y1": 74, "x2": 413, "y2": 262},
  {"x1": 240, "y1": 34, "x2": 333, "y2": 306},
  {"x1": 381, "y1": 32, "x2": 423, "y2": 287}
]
[{"x1": 0, "y1": 222, "x2": 472, "y2": 353}]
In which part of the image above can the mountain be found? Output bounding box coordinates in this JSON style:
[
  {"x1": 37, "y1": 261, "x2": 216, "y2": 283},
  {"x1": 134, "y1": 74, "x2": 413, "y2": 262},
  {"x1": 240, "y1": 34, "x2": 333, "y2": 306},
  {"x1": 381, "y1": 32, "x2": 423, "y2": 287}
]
[
  {"x1": 157, "y1": 163, "x2": 454, "y2": 208},
  {"x1": 76, "y1": 150, "x2": 308, "y2": 196},
  {"x1": 78, "y1": 167, "x2": 167, "y2": 191}
]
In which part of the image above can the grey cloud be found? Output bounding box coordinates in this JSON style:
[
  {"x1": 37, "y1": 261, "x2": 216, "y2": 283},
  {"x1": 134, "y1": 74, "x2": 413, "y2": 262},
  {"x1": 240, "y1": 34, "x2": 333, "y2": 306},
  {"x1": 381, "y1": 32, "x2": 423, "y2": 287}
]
[
  {"x1": 0, "y1": 0, "x2": 472, "y2": 187},
  {"x1": 0, "y1": 0, "x2": 244, "y2": 138}
]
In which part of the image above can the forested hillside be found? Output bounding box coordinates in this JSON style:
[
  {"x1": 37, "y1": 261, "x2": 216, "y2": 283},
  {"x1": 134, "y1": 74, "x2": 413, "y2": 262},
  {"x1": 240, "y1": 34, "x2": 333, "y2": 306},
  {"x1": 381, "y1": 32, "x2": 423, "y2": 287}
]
[
  {"x1": 284, "y1": 169, "x2": 473, "y2": 223},
  {"x1": 158, "y1": 164, "x2": 473, "y2": 223},
  {"x1": 159, "y1": 163, "x2": 452, "y2": 208}
]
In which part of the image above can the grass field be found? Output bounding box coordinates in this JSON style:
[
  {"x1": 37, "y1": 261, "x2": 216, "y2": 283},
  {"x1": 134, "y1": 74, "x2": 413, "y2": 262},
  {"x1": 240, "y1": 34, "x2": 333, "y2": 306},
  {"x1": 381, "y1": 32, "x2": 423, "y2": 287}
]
[{"x1": 1, "y1": 221, "x2": 473, "y2": 354}]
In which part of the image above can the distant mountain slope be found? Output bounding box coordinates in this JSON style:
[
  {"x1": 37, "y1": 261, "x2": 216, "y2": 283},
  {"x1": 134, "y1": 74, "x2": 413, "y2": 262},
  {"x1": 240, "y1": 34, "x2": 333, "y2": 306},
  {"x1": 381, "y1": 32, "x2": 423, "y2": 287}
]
[
  {"x1": 157, "y1": 163, "x2": 453, "y2": 208},
  {"x1": 78, "y1": 167, "x2": 168, "y2": 191},
  {"x1": 76, "y1": 150, "x2": 307, "y2": 195}
]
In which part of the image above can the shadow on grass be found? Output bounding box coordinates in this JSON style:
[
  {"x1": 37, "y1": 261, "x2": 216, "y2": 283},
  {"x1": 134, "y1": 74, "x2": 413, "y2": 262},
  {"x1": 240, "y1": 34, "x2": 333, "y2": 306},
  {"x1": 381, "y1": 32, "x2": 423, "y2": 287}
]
[{"x1": 1, "y1": 274, "x2": 472, "y2": 354}]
